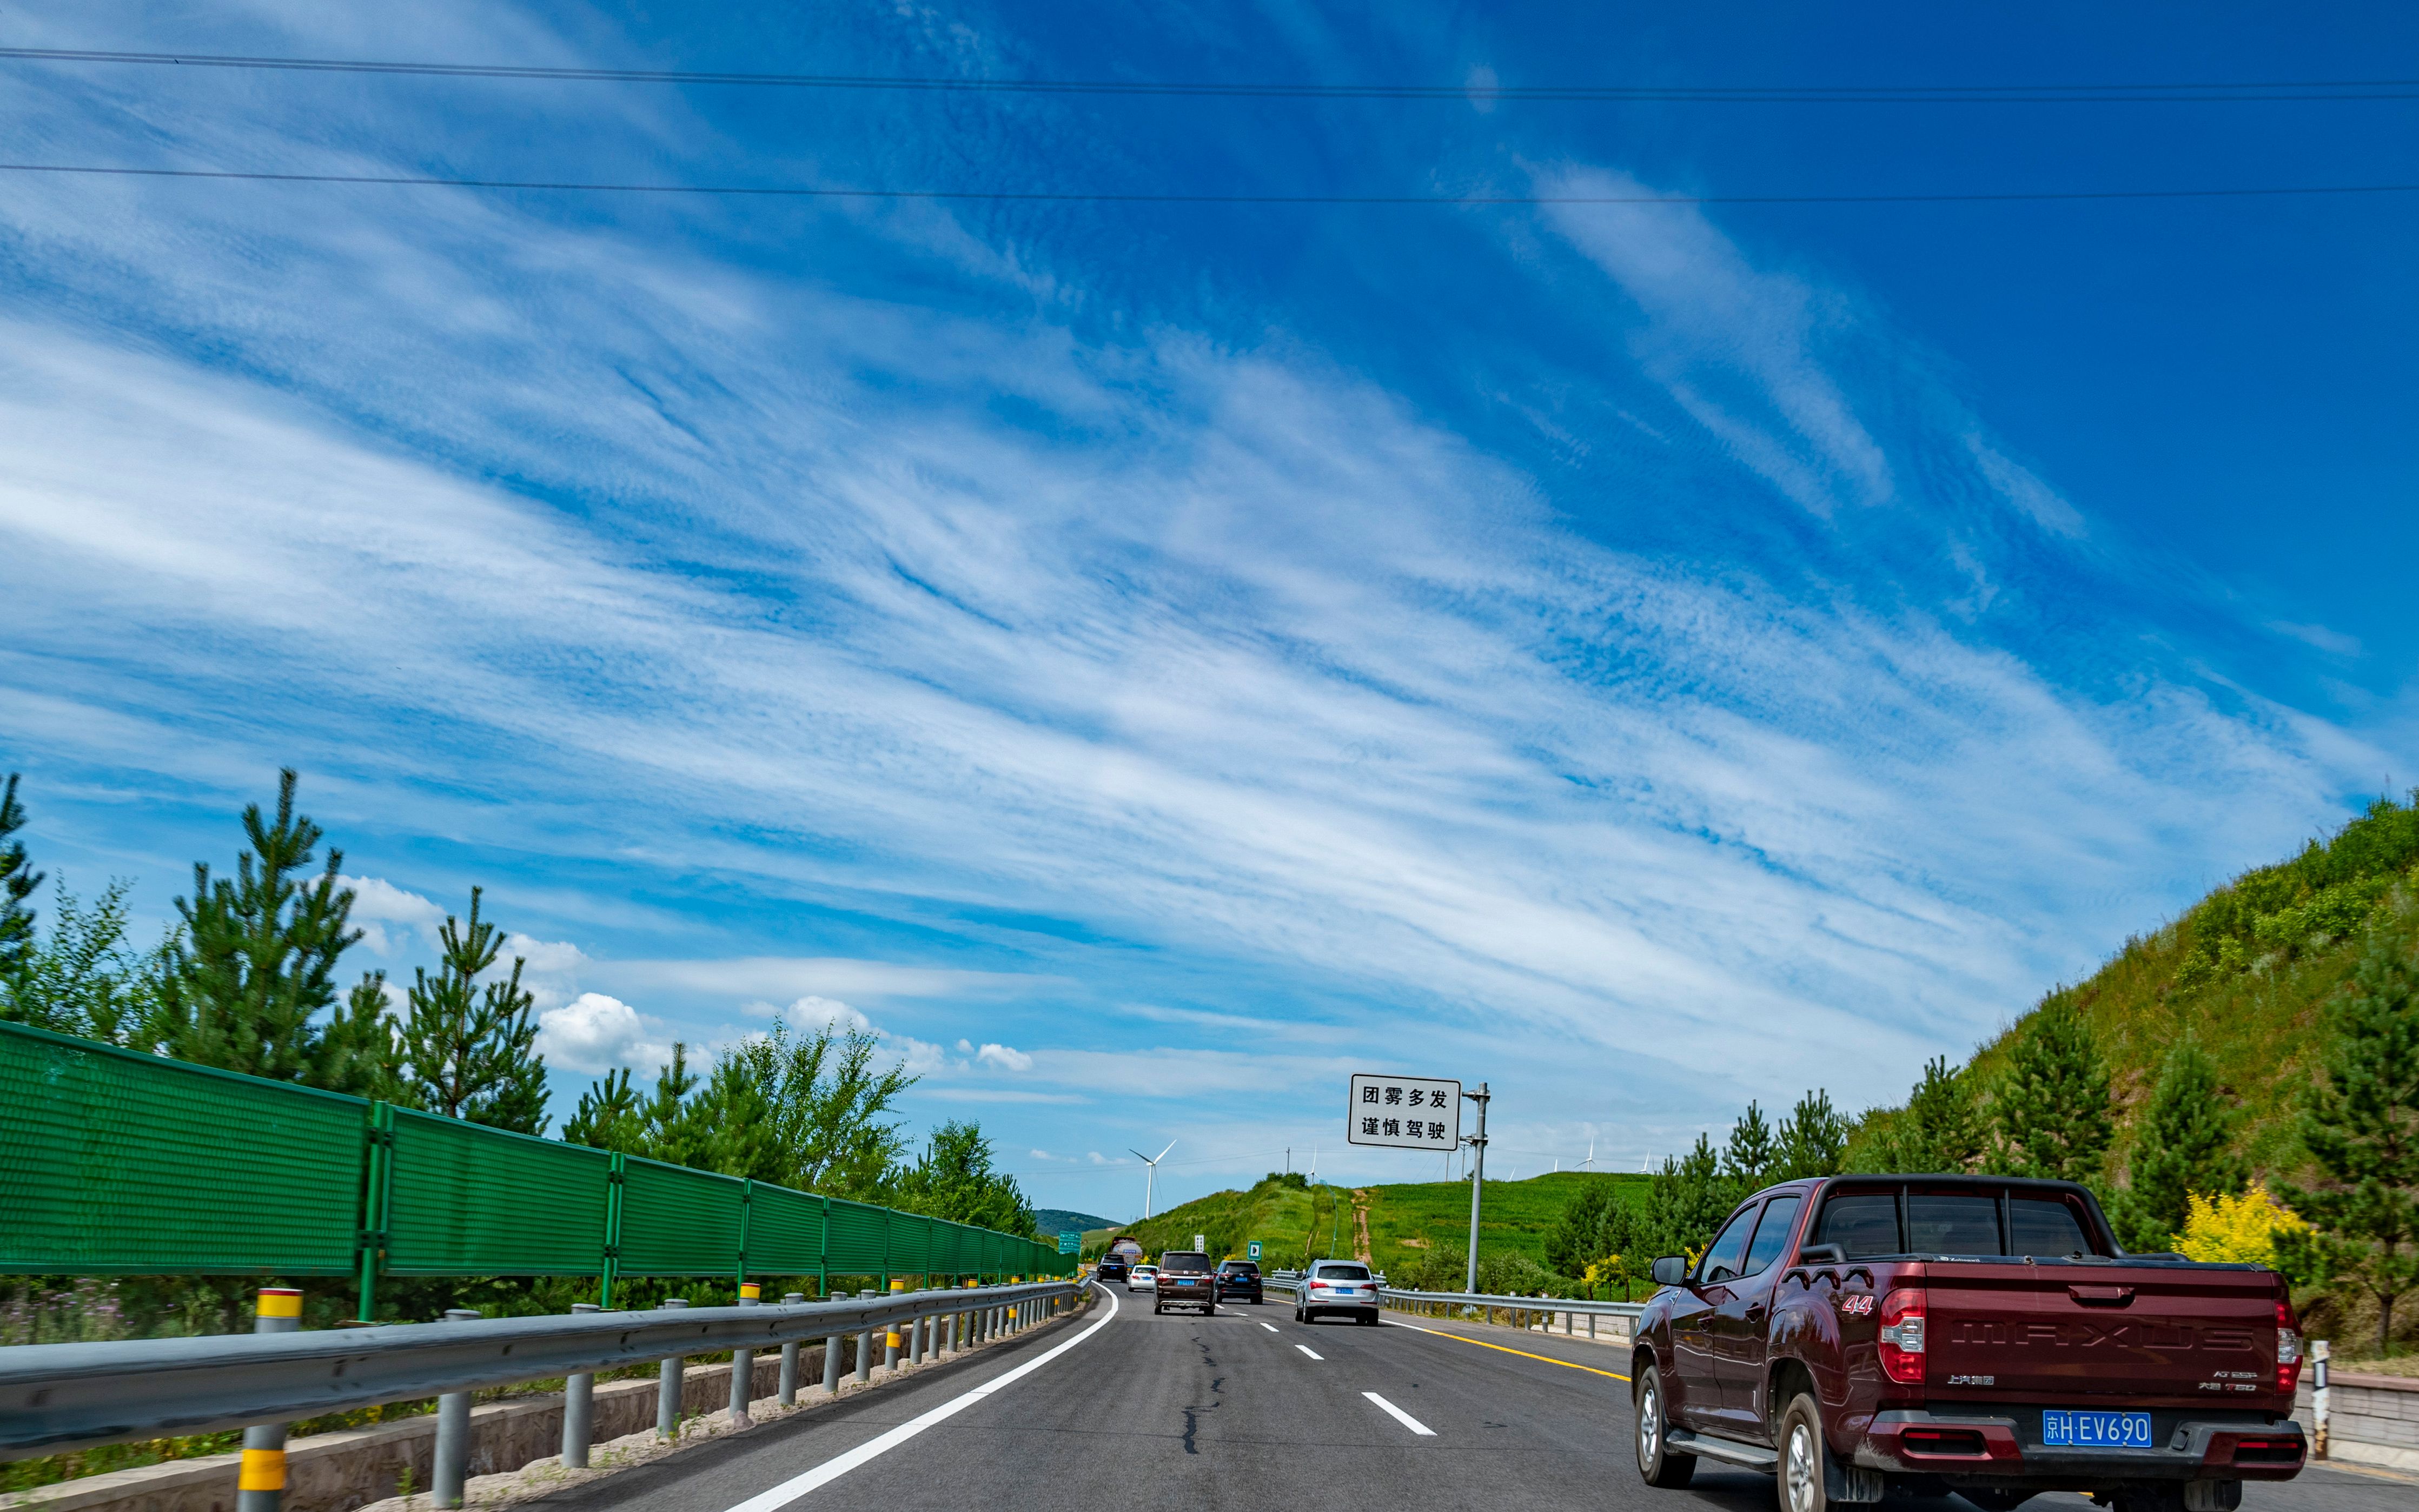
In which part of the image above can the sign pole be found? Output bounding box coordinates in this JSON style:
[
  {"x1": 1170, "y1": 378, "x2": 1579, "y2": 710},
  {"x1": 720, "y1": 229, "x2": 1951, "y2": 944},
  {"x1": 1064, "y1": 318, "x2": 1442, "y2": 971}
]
[{"x1": 1462, "y1": 1083, "x2": 1489, "y2": 1295}]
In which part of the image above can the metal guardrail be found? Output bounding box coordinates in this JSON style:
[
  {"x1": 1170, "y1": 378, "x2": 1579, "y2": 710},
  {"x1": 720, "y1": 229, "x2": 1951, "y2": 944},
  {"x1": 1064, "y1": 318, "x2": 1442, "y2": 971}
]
[
  {"x1": 0, "y1": 1280, "x2": 1081, "y2": 1459},
  {"x1": 1267, "y1": 1270, "x2": 1648, "y2": 1323}
]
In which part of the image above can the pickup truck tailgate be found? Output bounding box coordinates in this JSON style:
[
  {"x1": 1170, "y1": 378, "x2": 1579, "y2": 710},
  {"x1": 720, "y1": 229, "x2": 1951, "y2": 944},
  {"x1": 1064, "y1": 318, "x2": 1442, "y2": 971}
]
[{"x1": 1927, "y1": 1263, "x2": 2279, "y2": 1401}]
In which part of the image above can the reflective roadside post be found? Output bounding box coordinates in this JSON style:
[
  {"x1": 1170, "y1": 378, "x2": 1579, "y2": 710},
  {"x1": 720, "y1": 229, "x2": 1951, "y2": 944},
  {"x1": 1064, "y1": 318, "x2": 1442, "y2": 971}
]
[
  {"x1": 657, "y1": 1298, "x2": 688, "y2": 1438},
  {"x1": 236, "y1": 1288, "x2": 303, "y2": 1512},
  {"x1": 780, "y1": 1294, "x2": 806, "y2": 1404},
  {"x1": 856, "y1": 1289, "x2": 879, "y2": 1383},
  {"x1": 731, "y1": 1282, "x2": 760, "y2": 1424},
  {"x1": 432, "y1": 1308, "x2": 481, "y2": 1509},
  {"x1": 562, "y1": 1302, "x2": 601, "y2": 1468},
  {"x1": 885, "y1": 1277, "x2": 904, "y2": 1370}
]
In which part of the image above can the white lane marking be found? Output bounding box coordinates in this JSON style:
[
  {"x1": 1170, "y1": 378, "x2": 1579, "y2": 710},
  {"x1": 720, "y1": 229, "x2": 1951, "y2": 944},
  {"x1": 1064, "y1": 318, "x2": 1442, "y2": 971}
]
[
  {"x1": 1295, "y1": 1344, "x2": 1323, "y2": 1360},
  {"x1": 1258, "y1": 1322, "x2": 1279, "y2": 1334},
  {"x1": 1363, "y1": 1391, "x2": 1436, "y2": 1437},
  {"x1": 716, "y1": 1284, "x2": 1116, "y2": 1512}
]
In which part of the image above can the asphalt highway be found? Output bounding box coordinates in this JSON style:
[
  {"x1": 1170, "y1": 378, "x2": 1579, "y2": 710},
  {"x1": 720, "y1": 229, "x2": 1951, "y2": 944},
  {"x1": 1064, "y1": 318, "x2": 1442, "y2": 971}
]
[{"x1": 521, "y1": 1282, "x2": 2411, "y2": 1512}]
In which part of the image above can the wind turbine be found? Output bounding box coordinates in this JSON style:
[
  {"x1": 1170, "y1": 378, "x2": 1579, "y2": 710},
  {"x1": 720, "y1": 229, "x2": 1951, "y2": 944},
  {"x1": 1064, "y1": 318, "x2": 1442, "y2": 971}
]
[
  {"x1": 1581, "y1": 1133, "x2": 1596, "y2": 1172},
  {"x1": 1130, "y1": 1140, "x2": 1176, "y2": 1219}
]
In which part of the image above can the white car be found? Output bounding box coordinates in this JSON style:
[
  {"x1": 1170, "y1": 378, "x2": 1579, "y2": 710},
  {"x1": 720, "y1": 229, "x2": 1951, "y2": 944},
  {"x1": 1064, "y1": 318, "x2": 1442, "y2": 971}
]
[
  {"x1": 1125, "y1": 1264, "x2": 1159, "y2": 1294},
  {"x1": 1296, "y1": 1259, "x2": 1380, "y2": 1325}
]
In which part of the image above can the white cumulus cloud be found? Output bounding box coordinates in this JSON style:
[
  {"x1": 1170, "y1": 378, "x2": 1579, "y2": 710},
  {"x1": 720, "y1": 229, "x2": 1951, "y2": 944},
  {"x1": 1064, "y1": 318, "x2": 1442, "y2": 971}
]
[
  {"x1": 976, "y1": 1042, "x2": 1034, "y2": 1072},
  {"x1": 534, "y1": 992, "x2": 667, "y2": 1075}
]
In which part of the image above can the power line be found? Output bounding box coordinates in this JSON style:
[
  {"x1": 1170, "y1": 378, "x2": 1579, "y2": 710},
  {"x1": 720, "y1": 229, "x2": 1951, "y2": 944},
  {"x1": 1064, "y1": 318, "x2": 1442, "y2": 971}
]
[
  {"x1": 4, "y1": 47, "x2": 2415, "y2": 103},
  {"x1": 6, "y1": 162, "x2": 2416, "y2": 207}
]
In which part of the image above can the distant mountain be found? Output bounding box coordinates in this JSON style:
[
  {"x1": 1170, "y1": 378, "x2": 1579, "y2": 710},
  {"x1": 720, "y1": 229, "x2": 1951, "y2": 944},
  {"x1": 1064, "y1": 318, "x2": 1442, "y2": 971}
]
[{"x1": 1032, "y1": 1207, "x2": 1117, "y2": 1237}]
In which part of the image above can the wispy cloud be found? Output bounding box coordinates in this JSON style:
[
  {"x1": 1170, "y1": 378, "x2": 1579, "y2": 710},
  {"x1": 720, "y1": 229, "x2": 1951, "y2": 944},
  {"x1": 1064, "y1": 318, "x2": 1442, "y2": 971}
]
[{"x1": 0, "y1": 3, "x2": 2395, "y2": 1176}]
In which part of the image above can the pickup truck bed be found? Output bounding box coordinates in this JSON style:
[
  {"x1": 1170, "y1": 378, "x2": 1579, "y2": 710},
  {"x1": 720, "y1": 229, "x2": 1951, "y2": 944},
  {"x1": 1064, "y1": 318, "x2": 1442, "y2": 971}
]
[{"x1": 1631, "y1": 1176, "x2": 2304, "y2": 1512}]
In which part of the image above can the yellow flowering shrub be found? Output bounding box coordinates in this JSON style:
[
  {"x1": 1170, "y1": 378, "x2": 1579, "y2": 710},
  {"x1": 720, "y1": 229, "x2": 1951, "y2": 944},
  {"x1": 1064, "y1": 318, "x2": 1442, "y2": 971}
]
[{"x1": 2171, "y1": 1182, "x2": 2309, "y2": 1266}]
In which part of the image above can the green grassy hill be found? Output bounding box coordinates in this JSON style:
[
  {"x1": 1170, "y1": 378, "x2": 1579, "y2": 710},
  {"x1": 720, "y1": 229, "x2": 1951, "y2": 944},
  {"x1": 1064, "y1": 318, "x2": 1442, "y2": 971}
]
[
  {"x1": 1092, "y1": 1170, "x2": 1652, "y2": 1282},
  {"x1": 1893, "y1": 793, "x2": 2419, "y2": 1179}
]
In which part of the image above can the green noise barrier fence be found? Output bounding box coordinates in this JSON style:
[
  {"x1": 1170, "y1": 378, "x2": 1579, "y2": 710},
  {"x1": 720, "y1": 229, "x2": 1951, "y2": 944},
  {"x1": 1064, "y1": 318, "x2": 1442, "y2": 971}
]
[{"x1": 0, "y1": 1020, "x2": 1073, "y2": 1318}]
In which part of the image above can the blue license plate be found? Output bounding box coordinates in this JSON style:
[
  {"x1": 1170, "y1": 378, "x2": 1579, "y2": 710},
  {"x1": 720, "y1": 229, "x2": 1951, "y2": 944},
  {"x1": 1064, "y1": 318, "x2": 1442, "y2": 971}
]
[{"x1": 2042, "y1": 1411, "x2": 2152, "y2": 1449}]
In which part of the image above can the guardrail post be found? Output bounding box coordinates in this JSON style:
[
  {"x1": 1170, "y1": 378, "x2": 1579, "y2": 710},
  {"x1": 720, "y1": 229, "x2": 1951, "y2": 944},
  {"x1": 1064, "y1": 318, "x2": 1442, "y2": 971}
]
[
  {"x1": 433, "y1": 1308, "x2": 481, "y2": 1509},
  {"x1": 731, "y1": 1283, "x2": 760, "y2": 1424},
  {"x1": 562, "y1": 1302, "x2": 601, "y2": 1468},
  {"x1": 657, "y1": 1298, "x2": 688, "y2": 1438},
  {"x1": 236, "y1": 1287, "x2": 303, "y2": 1512},
  {"x1": 911, "y1": 1297, "x2": 927, "y2": 1365},
  {"x1": 822, "y1": 1311, "x2": 844, "y2": 1396},
  {"x1": 780, "y1": 1294, "x2": 806, "y2": 1404},
  {"x1": 856, "y1": 1289, "x2": 878, "y2": 1383},
  {"x1": 885, "y1": 1277, "x2": 904, "y2": 1370}
]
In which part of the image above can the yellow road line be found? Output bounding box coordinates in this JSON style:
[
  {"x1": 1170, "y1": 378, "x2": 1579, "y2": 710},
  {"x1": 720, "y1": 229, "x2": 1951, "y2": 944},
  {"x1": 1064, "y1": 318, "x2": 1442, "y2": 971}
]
[{"x1": 1382, "y1": 1318, "x2": 1632, "y2": 1381}]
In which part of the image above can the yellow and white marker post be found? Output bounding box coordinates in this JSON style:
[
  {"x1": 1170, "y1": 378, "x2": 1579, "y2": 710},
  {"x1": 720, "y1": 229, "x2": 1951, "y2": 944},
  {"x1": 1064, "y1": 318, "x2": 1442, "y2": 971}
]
[
  {"x1": 884, "y1": 1277, "x2": 905, "y2": 1370},
  {"x1": 730, "y1": 1282, "x2": 760, "y2": 1424},
  {"x1": 236, "y1": 1288, "x2": 302, "y2": 1512}
]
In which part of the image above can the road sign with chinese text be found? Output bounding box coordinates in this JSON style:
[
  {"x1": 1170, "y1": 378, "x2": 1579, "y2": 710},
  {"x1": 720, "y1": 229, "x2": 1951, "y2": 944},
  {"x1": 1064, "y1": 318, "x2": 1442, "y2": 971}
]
[
  {"x1": 1346, "y1": 1073, "x2": 1462, "y2": 1151},
  {"x1": 1058, "y1": 1232, "x2": 1079, "y2": 1254}
]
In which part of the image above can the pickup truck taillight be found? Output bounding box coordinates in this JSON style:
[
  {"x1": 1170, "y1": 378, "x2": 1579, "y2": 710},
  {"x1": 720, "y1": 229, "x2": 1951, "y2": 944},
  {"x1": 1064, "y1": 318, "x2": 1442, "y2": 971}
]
[
  {"x1": 1878, "y1": 1287, "x2": 1926, "y2": 1385},
  {"x1": 2275, "y1": 1297, "x2": 2302, "y2": 1395}
]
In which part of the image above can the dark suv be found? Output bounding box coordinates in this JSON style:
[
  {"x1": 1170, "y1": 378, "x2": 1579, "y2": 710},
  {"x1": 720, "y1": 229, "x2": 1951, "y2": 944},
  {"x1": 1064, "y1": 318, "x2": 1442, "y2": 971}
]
[
  {"x1": 1154, "y1": 1250, "x2": 1216, "y2": 1315},
  {"x1": 1215, "y1": 1259, "x2": 1263, "y2": 1303}
]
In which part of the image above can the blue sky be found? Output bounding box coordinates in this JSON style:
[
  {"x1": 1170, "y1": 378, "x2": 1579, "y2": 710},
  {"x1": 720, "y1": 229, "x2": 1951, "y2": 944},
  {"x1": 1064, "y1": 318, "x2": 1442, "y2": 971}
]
[{"x1": 2, "y1": 3, "x2": 2413, "y2": 1221}]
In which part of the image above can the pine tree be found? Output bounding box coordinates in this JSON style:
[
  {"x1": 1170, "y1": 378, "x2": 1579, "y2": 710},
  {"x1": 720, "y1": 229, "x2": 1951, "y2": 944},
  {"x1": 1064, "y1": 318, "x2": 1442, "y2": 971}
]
[
  {"x1": 636, "y1": 1043, "x2": 712, "y2": 1166},
  {"x1": 2276, "y1": 941, "x2": 2419, "y2": 1356},
  {"x1": 0, "y1": 773, "x2": 44, "y2": 982},
  {"x1": 1641, "y1": 1132, "x2": 1739, "y2": 1262},
  {"x1": 159, "y1": 771, "x2": 361, "y2": 1083},
  {"x1": 563, "y1": 1067, "x2": 645, "y2": 1151},
  {"x1": 1869, "y1": 1056, "x2": 1985, "y2": 1173},
  {"x1": 2115, "y1": 1038, "x2": 2244, "y2": 1252},
  {"x1": 1547, "y1": 1181, "x2": 1618, "y2": 1275},
  {"x1": 1777, "y1": 1089, "x2": 1850, "y2": 1180},
  {"x1": 1990, "y1": 997, "x2": 2114, "y2": 1186},
  {"x1": 317, "y1": 972, "x2": 401, "y2": 1102},
  {"x1": 396, "y1": 888, "x2": 549, "y2": 1133},
  {"x1": 1724, "y1": 1100, "x2": 1778, "y2": 1184}
]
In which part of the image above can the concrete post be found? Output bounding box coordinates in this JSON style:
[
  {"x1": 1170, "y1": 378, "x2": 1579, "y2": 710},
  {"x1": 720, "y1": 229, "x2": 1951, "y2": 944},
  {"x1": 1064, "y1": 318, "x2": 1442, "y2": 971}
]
[
  {"x1": 911, "y1": 1302, "x2": 927, "y2": 1366},
  {"x1": 780, "y1": 1294, "x2": 806, "y2": 1404},
  {"x1": 885, "y1": 1277, "x2": 904, "y2": 1370},
  {"x1": 657, "y1": 1298, "x2": 689, "y2": 1438},
  {"x1": 856, "y1": 1289, "x2": 879, "y2": 1383},
  {"x1": 432, "y1": 1309, "x2": 482, "y2": 1509},
  {"x1": 562, "y1": 1302, "x2": 601, "y2": 1468},
  {"x1": 236, "y1": 1288, "x2": 303, "y2": 1512}
]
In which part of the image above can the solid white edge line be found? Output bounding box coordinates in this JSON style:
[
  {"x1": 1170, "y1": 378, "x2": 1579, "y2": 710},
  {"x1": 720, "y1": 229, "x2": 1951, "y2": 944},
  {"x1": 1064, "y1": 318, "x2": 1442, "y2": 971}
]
[
  {"x1": 716, "y1": 1283, "x2": 1118, "y2": 1512},
  {"x1": 1363, "y1": 1391, "x2": 1437, "y2": 1437},
  {"x1": 1295, "y1": 1344, "x2": 1323, "y2": 1360}
]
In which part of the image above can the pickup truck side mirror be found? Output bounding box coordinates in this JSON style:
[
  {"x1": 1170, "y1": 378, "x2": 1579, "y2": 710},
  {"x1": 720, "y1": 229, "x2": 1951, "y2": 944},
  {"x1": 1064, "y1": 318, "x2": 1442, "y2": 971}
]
[
  {"x1": 1650, "y1": 1255, "x2": 1691, "y2": 1287},
  {"x1": 1797, "y1": 1243, "x2": 1846, "y2": 1267}
]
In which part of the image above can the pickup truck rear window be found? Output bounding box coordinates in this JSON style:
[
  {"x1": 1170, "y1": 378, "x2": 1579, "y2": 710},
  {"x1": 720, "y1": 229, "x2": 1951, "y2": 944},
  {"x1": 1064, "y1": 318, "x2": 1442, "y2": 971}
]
[
  {"x1": 1811, "y1": 1191, "x2": 1900, "y2": 1257},
  {"x1": 1907, "y1": 1191, "x2": 2001, "y2": 1253},
  {"x1": 2009, "y1": 1195, "x2": 2097, "y2": 1256}
]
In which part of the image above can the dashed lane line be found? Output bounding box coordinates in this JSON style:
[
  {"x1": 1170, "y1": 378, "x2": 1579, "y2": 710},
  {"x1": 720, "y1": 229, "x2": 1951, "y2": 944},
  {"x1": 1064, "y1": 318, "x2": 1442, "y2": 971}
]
[
  {"x1": 715, "y1": 1284, "x2": 1118, "y2": 1512},
  {"x1": 1258, "y1": 1322, "x2": 1279, "y2": 1333},
  {"x1": 1363, "y1": 1391, "x2": 1437, "y2": 1436},
  {"x1": 1380, "y1": 1318, "x2": 1631, "y2": 1381},
  {"x1": 1295, "y1": 1344, "x2": 1324, "y2": 1360}
]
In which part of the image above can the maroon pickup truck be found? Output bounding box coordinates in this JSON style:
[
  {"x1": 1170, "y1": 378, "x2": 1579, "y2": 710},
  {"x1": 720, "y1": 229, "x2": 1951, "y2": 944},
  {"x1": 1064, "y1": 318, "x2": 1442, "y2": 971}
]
[{"x1": 1632, "y1": 1175, "x2": 2305, "y2": 1512}]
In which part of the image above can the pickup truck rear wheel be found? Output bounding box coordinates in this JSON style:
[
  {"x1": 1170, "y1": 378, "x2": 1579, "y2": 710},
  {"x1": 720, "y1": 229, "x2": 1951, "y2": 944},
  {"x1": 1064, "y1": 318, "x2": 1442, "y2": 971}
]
[
  {"x1": 1634, "y1": 1363, "x2": 1697, "y2": 1488},
  {"x1": 1778, "y1": 1394, "x2": 1829, "y2": 1512}
]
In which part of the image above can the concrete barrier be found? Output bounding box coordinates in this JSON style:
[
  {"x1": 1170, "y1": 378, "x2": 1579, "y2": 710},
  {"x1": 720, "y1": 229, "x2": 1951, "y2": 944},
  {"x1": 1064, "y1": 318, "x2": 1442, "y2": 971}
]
[{"x1": 2298, "y1": 1368, "x2": 2419, "y2": 1473}]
